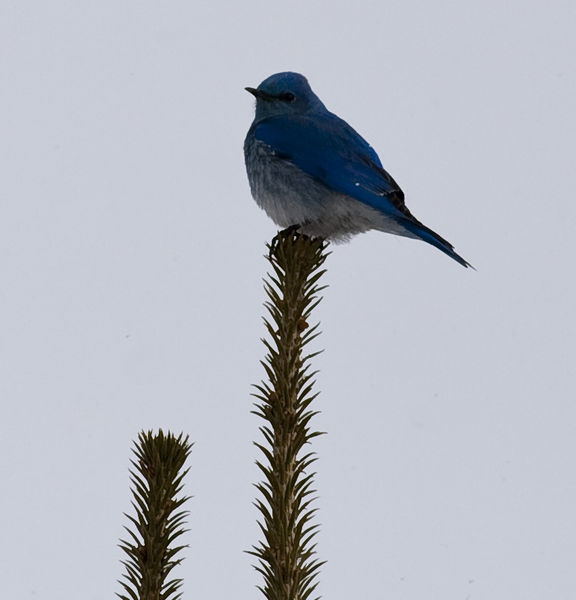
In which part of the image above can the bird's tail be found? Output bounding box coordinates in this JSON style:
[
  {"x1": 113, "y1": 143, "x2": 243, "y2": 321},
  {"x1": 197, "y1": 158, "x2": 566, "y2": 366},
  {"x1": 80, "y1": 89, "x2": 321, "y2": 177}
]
[{"x1": 401, "y1": 218, "x2": 474, "y2": 269}]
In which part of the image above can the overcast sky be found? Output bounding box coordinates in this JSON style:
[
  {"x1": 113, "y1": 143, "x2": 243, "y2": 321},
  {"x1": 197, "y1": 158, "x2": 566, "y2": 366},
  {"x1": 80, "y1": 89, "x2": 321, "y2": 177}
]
[{"x1": 1, "y1": 1, "x2": 575, "y2": 599}]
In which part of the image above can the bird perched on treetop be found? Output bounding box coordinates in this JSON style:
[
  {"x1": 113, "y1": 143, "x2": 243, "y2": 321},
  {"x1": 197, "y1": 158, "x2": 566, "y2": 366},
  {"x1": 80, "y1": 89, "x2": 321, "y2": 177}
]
[{"x1": 244, "y1": 72, "x2": 472, "y2": 268}]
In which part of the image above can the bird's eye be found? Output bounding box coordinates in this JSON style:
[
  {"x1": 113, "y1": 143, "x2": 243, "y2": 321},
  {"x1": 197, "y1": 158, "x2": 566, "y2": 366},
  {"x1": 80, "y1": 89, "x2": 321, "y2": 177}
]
[{"x1": 281, "y1": 92, "x2": 296, "y2": 102}]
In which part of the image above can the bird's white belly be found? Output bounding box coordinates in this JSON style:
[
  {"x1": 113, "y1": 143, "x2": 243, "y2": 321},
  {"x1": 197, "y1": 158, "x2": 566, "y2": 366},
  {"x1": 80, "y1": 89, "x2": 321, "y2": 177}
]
[{"x1": 244, "y1": 139, "x2": 411, "y2": 241}]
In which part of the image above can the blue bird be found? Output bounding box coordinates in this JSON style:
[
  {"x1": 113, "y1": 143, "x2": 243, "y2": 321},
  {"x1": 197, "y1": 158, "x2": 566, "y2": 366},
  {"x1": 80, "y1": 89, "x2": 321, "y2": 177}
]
[{"x1": 244, "y1": 72, "x2": 472, "y2": 268}]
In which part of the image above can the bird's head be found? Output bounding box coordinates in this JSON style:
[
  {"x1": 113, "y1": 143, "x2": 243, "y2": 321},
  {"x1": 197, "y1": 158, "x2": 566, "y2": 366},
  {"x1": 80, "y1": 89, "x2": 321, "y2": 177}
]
[{"x1": 246, "y1": 72, "x2": 326, "y2": 122}]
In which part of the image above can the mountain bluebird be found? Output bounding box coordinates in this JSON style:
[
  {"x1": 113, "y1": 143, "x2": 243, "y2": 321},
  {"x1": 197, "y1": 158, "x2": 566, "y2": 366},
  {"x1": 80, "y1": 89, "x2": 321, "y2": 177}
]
[{"x1": 244, "y1": 72, "x2": 472, "y2": 268}]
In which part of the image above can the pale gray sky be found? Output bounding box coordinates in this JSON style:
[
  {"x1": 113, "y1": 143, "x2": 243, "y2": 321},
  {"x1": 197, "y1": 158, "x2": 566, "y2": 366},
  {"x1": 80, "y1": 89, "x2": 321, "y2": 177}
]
[{"x1": 1, "y1": 1, "x2": 575, "y2": 599}]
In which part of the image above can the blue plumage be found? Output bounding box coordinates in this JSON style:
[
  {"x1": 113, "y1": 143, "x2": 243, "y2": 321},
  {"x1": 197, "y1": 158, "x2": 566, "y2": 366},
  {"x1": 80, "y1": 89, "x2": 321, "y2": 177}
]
[{"x1": 244, "y1": 72, "x2": 472, "y2": 268}]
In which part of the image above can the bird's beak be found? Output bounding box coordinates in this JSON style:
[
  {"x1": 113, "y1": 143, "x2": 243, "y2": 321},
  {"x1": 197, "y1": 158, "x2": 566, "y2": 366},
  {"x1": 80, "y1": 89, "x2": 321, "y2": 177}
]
[{"x1": 245, "y1": 87, "x2": 273, "y2": 101}]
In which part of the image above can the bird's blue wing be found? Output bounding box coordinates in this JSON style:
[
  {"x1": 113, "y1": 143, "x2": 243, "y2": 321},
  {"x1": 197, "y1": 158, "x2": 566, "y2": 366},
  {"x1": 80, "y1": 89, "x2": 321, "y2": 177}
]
[
  {"x1": 252, "y1": 113, "x2": 473, "y2": 268},
  {"x1": 252, "y1": 113, "x2": 412, "y2": 220}
]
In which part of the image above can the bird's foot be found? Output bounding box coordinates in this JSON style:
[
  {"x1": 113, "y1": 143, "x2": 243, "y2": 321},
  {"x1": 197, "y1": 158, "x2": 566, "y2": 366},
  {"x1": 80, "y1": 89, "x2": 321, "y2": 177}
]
[
  {"x1": 279, "y1": 224, "x2": 302, "y2": 238},
  {"x1": 269, "y1": 224, "x2": 303, "y2": 257},
  {"x1": 268, "y1": 222, "x2": 328, "y2": 259}
]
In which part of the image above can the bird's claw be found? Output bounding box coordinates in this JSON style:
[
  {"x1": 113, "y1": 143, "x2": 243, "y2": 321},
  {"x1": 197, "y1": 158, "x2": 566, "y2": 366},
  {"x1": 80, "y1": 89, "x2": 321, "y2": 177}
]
[{"x1": 269, "y1": 224, "x2": 302, "y2": 258}]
